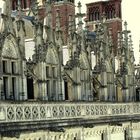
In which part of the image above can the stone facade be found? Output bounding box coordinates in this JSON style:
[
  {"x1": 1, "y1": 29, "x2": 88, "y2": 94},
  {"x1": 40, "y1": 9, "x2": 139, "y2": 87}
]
[
  {"x1": 0, "y1": 0, "x2": 140, "y2": 140},
  {"x1": 0, "y1": 0, "x2": 138, "y2": 105},
  {"x1": 1, "y1": 122, "x2": 140, "y2": 140}
]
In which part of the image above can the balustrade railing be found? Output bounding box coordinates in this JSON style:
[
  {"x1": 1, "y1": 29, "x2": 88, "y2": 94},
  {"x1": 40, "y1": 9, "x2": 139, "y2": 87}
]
[{"x1": 0, "y1": 102, "x2": 140, "y2": 123}]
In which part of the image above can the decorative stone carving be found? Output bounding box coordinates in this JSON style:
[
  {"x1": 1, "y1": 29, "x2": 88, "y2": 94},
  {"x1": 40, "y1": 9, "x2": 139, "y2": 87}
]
[{"x1": 2, "y1": 35, "x2": 18, "y2": 59}]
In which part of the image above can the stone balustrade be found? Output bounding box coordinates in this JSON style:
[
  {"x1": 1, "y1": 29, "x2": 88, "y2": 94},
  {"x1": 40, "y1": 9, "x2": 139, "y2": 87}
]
[{"x1": 0, "y1": 102, "x2": 140, "y2": 123}]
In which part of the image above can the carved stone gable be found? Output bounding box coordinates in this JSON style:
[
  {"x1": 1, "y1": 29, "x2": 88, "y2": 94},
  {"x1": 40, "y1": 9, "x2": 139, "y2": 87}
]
[
  {"x1": 46, "y1": 48, "x2": 58, "y2": 65},
  {"x1": 2, "y1": 35, "x2": 18, "y2": 59}
]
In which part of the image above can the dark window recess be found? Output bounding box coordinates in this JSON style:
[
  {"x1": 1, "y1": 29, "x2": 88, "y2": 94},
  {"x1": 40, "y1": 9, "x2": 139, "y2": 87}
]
[
  {"x1": 27, "y1": 77, "x2": 34, "y2": 99},
  {"x1": 136, "y1": 88, "x2": 140, "y2": 101},
  {"x1": 2, "y1": 61, "x2": 7, "y2": 73},
  {"x1": 12, "y1": 0, "x2": 17, "y2": 10},
  {"x1": 124, "y1": 130, "x2": 129, "y2": 140},
  {"x1": 52, "y1": 67, "x2": 56, "y2": 78},
  {"x1": 3, "y1": 77, "x2": 8, "y2": 99},
  {"x1": 12, "y1": 77, "x2": 16, "y2": 100},
  {"x1": 46, "y1": 66, "x2": 49, "y2": 78},
  {"x1": 23, "y1": 0, "x2": 27, "y2": 9},
  {"x1": 64, "y1": 81, "x2": 68, "y2": 100},
  {"x1": 101, "y1": 133, "x2": 104, "y2": 140},
  {"x1": 53, "y1": 80, "x2": 56, "y2": 94},
  {"x1": 46, "y1": 80, "x2": 50, "y2": 96},
  {"x1": 11, "y1": 62, "x2": 16, "y2": 74}
]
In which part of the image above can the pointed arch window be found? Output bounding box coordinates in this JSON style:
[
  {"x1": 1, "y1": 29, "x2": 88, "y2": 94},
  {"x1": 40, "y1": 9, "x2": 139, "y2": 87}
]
[
  {"x1": 88, "y1": 7, "x2": 100, "y2": 21},
  {"x1": 105, "y1": 4, "x2": 115, "y2": 19},
  {"x1": 12, "y1": 0, "x2": 18, "y2": 10}
]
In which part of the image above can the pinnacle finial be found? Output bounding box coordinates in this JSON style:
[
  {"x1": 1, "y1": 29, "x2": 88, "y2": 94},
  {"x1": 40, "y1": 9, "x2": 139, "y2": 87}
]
[
  {"x1": 129, "y1": 35, "x2": 133, "y2": 49},
  {"x1": 29, "y1": 0, "x2": 39, "y2": 19},
  {"x1": 124, "y1": 21, "x2": 128, "y2": 31},
  {"x1": 55, "y1": 8, "x2": 61, "y2": 31},
  {"x1": 17, "y1": 0, "x2": 22, "y2": 19},
  {"x1": 139, "y1": 40, "x2": 140, "y2": 52},
  {"x1": 77, "y1": 1, "x2": 82, "y2": 14}
]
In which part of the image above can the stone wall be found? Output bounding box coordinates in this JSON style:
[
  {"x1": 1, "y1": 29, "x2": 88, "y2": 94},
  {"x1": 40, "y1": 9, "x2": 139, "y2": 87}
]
[{"x1": 1, "y1": 122, "x2": 140, "y2": 140}]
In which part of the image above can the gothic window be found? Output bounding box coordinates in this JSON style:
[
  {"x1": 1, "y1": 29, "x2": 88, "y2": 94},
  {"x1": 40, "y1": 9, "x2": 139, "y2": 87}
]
[
  {"x1": 88, "y1": 7, "x2": 100, "y2": 21},
  {"x1": 11, "y1": 77, "x2": 16, "y2": 100},
  {"x1": 52, "y1": 67, "x2": 56, "y2": 77},
  {"x1": 89, "y1": 13, "x2": 92, "y2": 21},
  {"x1": 2, "y1": 59, "x2": 18, "y2": 100},
  {"x1": 119, "y1": 4, "x2": 121, "y2": 18},
  {"x1": 81, "y1": 70, "x2": 88, "y2": 81},
  {"x1": 53, "y1": 80, "x2": 57, "y2": 95},
  {"x1": 46, "y1": 49, "x2": 58, "y2": 100},
  {"x1": 46, "y1": 66, "x2": 50, "y2": 78},
  {"x1": 2, "y1": 35, "x2": 20, "y2": 100},
  {"x1": 46, "y1": 65, "x2": 58, "y2": 101},
  {"x1": 12, "y1": 0, "x2": 18, "y2": 10},
  {"x1": 52, "y1": 67, "x2": 57, "y2": 78},
  {"x1": 2, "y1": 60, "x2": 8, "y2": 73},
  {"x1": 95, "y1": 11, "x2": 100, "y2": 20},
  {"x1": 23, "y1": 0, "x2": 27, "y2": 9},
  {"x1": 46, "y1": 80, "x2": 50, "y2": 95},
  {"x1": 11, "y1": 61, "x2": 16, "y2": 74},
  {"x1": 105, "y1": 5, "x2": 115, "y2": 19},
  {"x1": 3, "y1": 77, "x2": 8, "y2": 99}
]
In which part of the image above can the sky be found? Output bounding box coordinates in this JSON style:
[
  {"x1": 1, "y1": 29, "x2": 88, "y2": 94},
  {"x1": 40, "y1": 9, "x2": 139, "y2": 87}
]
[{"x1": 75, "y1": 0, "x2": 140, "y2": 64}]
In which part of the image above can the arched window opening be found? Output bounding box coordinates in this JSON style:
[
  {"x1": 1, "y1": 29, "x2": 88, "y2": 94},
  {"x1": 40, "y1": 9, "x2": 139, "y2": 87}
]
[
  {"x1": 2, "y1": 59, "x2": 18, "y2": 100},
  {"x1": 95, "y1": 11, "x2": 100, "y2": 20},
  {"x1": 27, "y1": 76, "x2": 34, "y2": 99},
  {"x1": 12, "y1": 0, "x2": 18, "y2": 10},
  {"x1": 23, "y1": 0, "x2": 27, "y2": 9},
  {"x1": 46, "y1": 48, "x2": 59, "y2": 101}
]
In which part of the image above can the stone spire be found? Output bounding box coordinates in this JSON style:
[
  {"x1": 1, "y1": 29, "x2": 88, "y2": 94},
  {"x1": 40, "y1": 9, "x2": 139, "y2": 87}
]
[
  {"x1": 55, "y1": 9, "x2": 61, "y2": 32},
  {"x1": 31, "y1": 0, "x2": 44, "y2": 62},
  {"x1": 55, "y1": 9, "x2": 63, "y2": 64},
  {"x1": 76, "y1": 2, "x2": 87, "y2": 53},
  {"x1": 17, "y1": 0, "x2": 22, "y2": 19},
  {"x1": 76, "y1": 1, "x2": 85, "y2": 35},
  {"x1": 43, "y1": 0, "x2": 54, "y2": 43},
  {"x1": 14, "y1": 0, "x2": 26, "y2": 58},
  {"x1": 68, "y1": 15, "x2": 73, "y2": 35},
  {"x1": 116, "y1": 21, "x2": 135, "y2": 101},
  {"x1": 0, "y1": 0, "x2": 14, "y2": 33}
]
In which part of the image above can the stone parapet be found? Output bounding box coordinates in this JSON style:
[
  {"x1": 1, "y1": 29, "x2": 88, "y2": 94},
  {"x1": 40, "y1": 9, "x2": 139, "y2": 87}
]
[{"x1": 0, "y1": 101, "x2": 139, "y2": 123}]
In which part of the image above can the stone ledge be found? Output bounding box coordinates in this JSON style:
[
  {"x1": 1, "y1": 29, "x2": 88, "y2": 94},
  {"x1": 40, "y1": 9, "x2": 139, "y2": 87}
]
[{"x1": 0, "y1": 115, "x2": 140, "y2": 135}]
